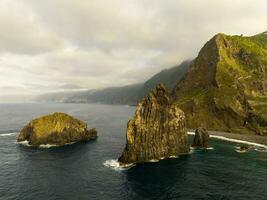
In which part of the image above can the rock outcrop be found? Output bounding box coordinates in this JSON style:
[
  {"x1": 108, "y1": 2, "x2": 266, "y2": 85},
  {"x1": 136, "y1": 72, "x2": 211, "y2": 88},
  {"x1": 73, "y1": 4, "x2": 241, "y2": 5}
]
[
  {"x1": 118, "y1": 84, "x2": 189, "y2": 165},
  {"x1": 17, "y1": 112, "x2": 97, "y2": 147},
  {"x1": 192, "y1": 127, "x2": 210, "y2": 148},
  {"x1": 239, "y1": 145, "x2": 249, "y2": 151}
]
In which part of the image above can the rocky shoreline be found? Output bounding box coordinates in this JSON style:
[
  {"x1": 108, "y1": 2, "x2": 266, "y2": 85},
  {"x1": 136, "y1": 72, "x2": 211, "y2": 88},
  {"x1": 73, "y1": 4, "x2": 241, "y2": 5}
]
[{"x1": 189, "y1": 130, "x2": 267, "y2": 146}]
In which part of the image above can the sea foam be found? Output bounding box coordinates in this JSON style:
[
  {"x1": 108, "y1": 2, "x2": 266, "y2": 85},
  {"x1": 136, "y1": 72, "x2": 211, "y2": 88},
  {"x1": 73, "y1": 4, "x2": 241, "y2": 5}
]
[
  {"x1": 17, "y1": 140, "x2": 31, "y2": 147},
  {"x1": 147, "y1": 159, "x2": 159, "y2": 162},
  {"x1": 187, "y1": 131, "x2": 195, "y2": 135},
  {"x1": 235, "y1": 146, "x2": 248, "y2": 153},
  {"x1": 17, "y1": 140, "x2": 75, "y2": 148},
  {"x1": 210, "y1": 135, "x2": 267, "y2": 149},
  {"x1": 0, "y1": 132, "x2": 18, "y2": 137},
  {"x1": 187, "y1": 131, "x2": 267, "y2": 149},
  {"x1": 169, "y1": 155, "x2": 178, "y2": 158},
  {"x1": 39, "y1": 144, "x2": 58, "y2": 148},
  {"x1": 103, "y1": 159, "x2": 134, "y2": 170}
]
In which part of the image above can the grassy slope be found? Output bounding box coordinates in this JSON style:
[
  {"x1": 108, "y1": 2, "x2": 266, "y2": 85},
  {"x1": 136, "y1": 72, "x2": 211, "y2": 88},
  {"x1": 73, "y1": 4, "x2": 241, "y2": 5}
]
[{"x1": 173, "y1": 33, "x2": 267, "y2": 135}]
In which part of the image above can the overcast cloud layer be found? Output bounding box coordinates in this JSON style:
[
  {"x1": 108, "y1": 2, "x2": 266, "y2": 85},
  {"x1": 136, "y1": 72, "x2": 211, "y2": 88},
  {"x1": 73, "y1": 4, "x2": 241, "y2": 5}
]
[{"x1": 0, "y1": 0, "x2": 266, "y2": 101}]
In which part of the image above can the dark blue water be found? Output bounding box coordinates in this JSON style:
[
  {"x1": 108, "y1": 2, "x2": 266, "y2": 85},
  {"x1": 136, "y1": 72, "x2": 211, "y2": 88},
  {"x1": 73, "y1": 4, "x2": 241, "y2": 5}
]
[{"x1": 0, "y1": 103, "x2": 266, "y2": 200}]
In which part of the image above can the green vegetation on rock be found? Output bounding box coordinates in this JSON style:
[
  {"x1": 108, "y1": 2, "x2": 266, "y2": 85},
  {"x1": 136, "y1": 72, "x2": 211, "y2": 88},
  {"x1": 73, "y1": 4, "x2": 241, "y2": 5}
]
[
  {"x1": 17, "y1": 112, "x2": 97, "y2": 147},
  {"x1": 173, "y1": 32, "x2": 267, "y2": 135}
]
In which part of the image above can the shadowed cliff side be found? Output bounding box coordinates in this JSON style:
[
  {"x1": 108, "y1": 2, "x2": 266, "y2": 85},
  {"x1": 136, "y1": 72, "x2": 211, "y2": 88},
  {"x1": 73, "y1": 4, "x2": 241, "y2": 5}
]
[{"x1": 118, "y1": 84, "x2": 189, "y2": 165}]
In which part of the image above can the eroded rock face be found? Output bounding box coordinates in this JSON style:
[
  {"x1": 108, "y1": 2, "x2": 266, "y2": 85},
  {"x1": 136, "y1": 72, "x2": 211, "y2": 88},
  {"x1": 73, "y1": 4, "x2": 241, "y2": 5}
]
[
  {"x1": 118, "y1": 84, "x2": 189, "y2": 164},
  {"x1": 192, "y1": 127, "x2": 210, "y2": 148},
  {"x1": 17, "y1": 112, "x2": 97, "y2": 147}
]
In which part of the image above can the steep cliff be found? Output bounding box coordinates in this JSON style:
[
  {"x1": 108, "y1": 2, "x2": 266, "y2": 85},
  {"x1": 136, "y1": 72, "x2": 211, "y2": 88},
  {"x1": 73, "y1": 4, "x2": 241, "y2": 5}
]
[
  {"x1": 118, "y1": 84, "x2": 189, "y2": 165},
  {"x1": 173, "y1": 32, "x2": 267, "y2": 135},
  {"x1": 17, "y1": 112, "x2": 97, "y2": 147}
]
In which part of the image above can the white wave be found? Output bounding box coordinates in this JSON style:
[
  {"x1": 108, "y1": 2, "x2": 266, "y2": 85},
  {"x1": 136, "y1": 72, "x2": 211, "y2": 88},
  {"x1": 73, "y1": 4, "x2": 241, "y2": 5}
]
[
  {"x1": 0, "y1": 132, "x2": 18, "y2": 137},
  {"x1": 235, "y1": 146, "x2": 267, "y2": 153},
  {"x1": 169, "y1": 155, "x2": 178, "y2": 158},
  {"x1": 39, "y1": 142, "x2": 76, "y2": 148},
  {"x1": 187, "y1": 131, "x2": 267, "y2": 150},
  {"x1": 206, "y1": 147, "x2": 214, "y2": 150},
  {"x1": 17, "y1": 140, "x2": 31, "y2": 147},
  {"x1": 103, "y1": 159, "x2": 134, "y2": 170},
  {"x1": 17, "y1": 140, "x2": 75, "y2": 148},
  {"x1": 39, "y1": 144, "x2": 58, "y2": 148},
  {"x1": 254, "y1": 148, "x2": 267, "y2": 153},
  {"x1": 147, "y1": 159, "x2": 159, "y2": 162},
  {"x1": 235, "y1": 150, "x2": 247, "y2": 153},
  {"x1": 187, "y1": 131, "x2": 195, "y2": 135},
  {"x1": 235, "y1": 146, "x2": 248, "y2": 153},
  {"x1": 189, "y1": 147, "x2": 195, "y2": 154},
  {"x1": 210, "y1": 135, "x2": 267, "y2": 149},
  {"x1": 190, "y1": 146, "x2": 214, "y2": 151}
]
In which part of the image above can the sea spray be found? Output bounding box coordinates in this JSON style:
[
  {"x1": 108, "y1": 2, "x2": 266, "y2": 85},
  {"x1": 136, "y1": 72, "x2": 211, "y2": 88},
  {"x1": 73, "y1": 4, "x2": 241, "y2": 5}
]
[{"x1": 103, "y1": 159, "x2": 135, "y2": 170}]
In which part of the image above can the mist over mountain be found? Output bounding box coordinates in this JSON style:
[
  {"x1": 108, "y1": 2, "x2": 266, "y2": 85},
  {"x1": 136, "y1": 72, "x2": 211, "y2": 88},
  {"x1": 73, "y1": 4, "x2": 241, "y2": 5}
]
[{"x1": 37, "y1": 60, "x2": 191, "y2": 105}]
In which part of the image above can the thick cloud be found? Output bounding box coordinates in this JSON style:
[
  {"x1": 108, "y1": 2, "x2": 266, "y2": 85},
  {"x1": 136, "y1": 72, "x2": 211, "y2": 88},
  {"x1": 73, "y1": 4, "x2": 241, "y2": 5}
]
[
  {"x1": 0, "y1": 0, "x2": 63, "y2": 55},
  {"x1": 0, "y1": 0, "x2": 266, "y2": 101}
]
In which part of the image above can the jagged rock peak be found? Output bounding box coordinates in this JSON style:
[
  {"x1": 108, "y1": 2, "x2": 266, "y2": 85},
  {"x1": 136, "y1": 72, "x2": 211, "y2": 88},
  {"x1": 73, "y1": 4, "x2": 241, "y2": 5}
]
[
  {"x1": 147, "y1": 83, "x2": 170, "y2": 105},
  {"x1": 118, "y1": 84, "x2": 189, "y2": 165}
]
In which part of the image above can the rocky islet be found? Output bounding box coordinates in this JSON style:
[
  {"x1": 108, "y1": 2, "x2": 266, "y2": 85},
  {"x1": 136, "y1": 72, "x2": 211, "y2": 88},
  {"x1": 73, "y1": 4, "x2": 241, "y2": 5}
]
[{"x1": 17, "y1": 112, "x2": 97, "y2": 147}]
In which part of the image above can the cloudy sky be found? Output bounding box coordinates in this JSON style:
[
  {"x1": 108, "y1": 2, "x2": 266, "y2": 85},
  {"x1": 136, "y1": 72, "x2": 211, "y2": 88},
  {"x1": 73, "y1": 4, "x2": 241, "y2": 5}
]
[{"x1": 0, "y1": 0, "x2": 266, "y2": 101}]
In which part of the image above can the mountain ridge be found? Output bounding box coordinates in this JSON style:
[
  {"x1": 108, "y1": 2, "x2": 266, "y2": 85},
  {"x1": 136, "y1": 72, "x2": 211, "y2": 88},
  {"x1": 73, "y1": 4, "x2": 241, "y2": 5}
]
[
  {"x1": 173, "y1": 32, "x2": 267, "y2": 135},
  {"x1": 38, "y1": 32, "x2": 267, "y2": 135},
  {"x1": 37, "y1": 60, "x2": 191, "y2": 105}
]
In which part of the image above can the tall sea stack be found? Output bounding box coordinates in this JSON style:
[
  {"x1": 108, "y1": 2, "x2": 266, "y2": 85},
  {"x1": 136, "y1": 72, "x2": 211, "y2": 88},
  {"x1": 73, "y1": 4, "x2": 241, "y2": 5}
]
[{"x1": 118, "y1": 84, "x2": 189, "y2": 165}]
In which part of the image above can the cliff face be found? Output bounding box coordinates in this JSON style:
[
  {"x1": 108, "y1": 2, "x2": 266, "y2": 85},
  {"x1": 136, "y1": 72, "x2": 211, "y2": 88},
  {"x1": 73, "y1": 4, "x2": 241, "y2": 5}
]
[
  {"x1": 17, "y1": 112, "x2": 97, "y2": 147},
  {"x1": 118, "y1": 84, "x2": 189, "y2": 164},
  {"x1": 173, "y1": 33, "x2": 267, "y2": 135}
]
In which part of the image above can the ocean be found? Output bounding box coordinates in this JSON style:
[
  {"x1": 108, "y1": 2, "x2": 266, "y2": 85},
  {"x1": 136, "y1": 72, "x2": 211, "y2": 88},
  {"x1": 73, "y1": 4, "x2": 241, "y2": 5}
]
[{"x1": 0, "y1": 103, "x2": 266, "y2": 200}]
